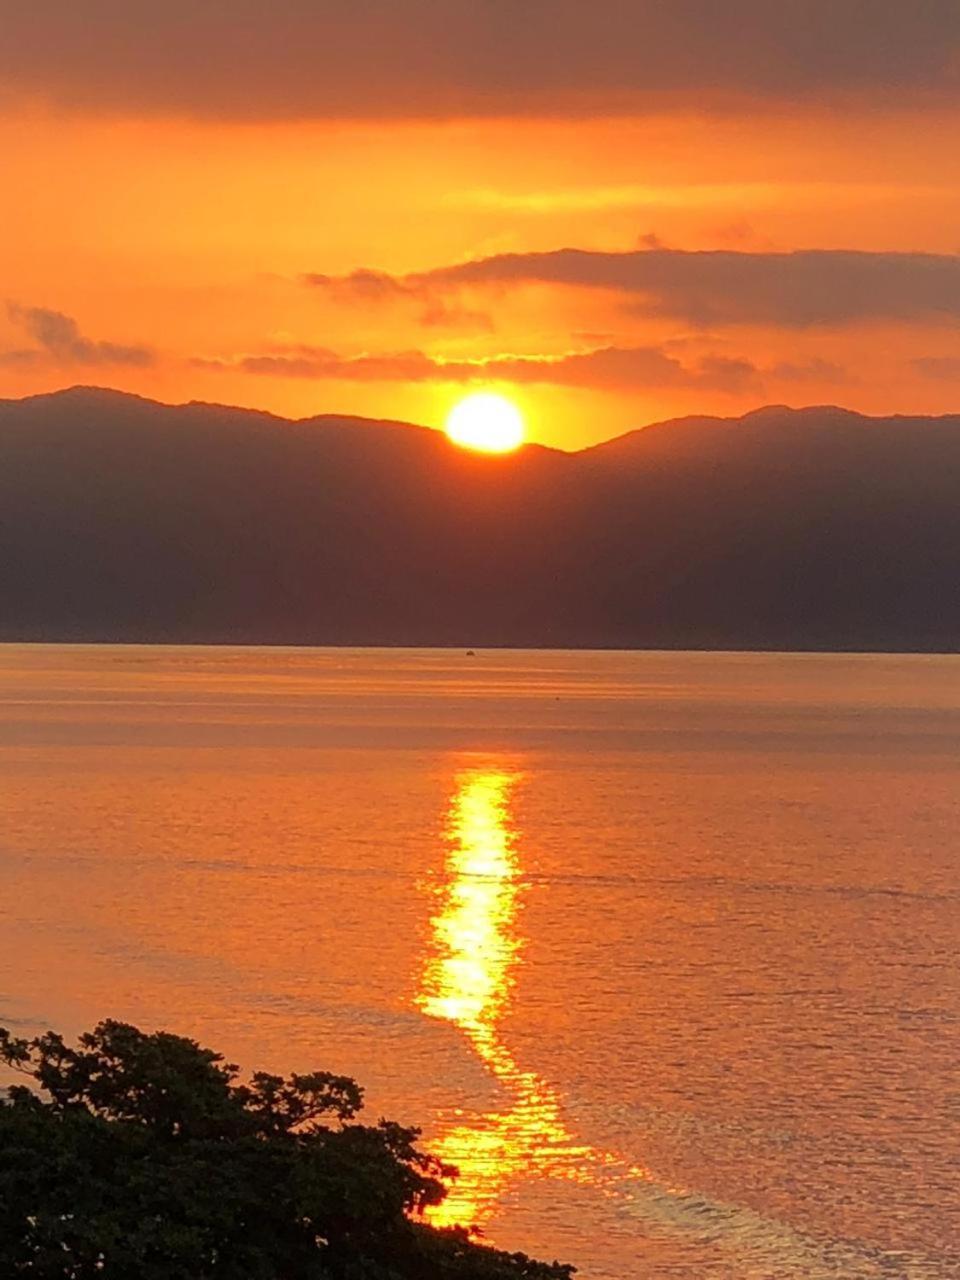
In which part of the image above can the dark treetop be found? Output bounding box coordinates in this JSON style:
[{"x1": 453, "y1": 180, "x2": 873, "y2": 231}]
[{"x1": 0, "y1": 1019, "x2": 572, "y2": 1279}]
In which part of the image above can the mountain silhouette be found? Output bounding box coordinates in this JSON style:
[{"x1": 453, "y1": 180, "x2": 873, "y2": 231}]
[{"x1": 2, "y1": 387, "x2": 958, "y2": 650}]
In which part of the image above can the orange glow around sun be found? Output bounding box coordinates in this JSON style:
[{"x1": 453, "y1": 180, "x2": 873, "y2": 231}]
[{"x1": 445, "y1": 393, "x2": 526, "y2": 453}]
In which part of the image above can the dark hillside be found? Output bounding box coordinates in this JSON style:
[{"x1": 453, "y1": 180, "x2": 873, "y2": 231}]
[{"x1": 1, "y1": 389, "x2": 958, "y2": 649}]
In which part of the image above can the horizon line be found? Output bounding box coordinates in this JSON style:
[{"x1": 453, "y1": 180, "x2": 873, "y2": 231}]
[{"x1": 4, "y1": 383, "x2": 960, "y2": 456}]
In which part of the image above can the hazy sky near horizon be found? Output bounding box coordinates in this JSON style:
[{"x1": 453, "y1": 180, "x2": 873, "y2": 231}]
[{"x1": 3, "y1": 1, "x2": 960, "y2": 448}]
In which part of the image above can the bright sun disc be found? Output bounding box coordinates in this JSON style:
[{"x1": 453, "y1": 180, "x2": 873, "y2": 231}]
[{"x1": 445, "y1": 393, "x2": 526, "y2": 454}]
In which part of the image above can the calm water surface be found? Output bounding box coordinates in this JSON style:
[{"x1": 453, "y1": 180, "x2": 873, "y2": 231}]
[{"x1": 1, "y1": 645, "x2": 959, "y2": 1279}]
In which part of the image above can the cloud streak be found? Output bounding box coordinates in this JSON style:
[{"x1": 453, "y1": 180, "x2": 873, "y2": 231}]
[
  {"x1": 196, "y1": 343, "x2": 846, "y2": 394},
  {"x1": 1, "y1": 305, "x2": 154, "y2": 368},
  {"x1": 304, "y1": 270, "x2": 492, "y2": 332},
  {"x1": 389, "y1": 248, "x2": 960, "y2": 328},
  {"x1": 913, "y1": 356, "x2": 960, "y2": 380},
  {"x1": 2, "y1": 1, "x2": 958, "y2": 119}
]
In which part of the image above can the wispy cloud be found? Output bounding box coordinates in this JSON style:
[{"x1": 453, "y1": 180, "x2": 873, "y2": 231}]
[
  {"x1": 913, "y1": 356, "x2": 960, "y2": 379},
  {"x1": 1, "y1": 304, "x2": 154, "y2": 368},
  {"x1": 303, "y1": 270, "x2": 492, "y2": 333},
  {"x1": 196, "y1": 342, "x2": 847, "y2": 394},
  {"x1": 443, "y1": 182, "x2": 925, "y2": 215},
  {"x1": 408, "y1": 248, "x2": 960, "y2": 328}
]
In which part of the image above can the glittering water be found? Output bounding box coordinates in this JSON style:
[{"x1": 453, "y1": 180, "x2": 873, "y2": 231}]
[{"x1": 1, "y1": 645, "x2": 959, "y2": 1279}]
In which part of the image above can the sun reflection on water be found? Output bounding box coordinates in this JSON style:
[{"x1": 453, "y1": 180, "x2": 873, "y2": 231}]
[
  {"x1": 419, "y1": 771, "x2": 519, "y2": 1039},
  {"x1": 411, "y1": 767, "x2": 939, "y2": 1280},
  {"x1": 416, "y1": 767, "x2": 598, "y2": 1230}
]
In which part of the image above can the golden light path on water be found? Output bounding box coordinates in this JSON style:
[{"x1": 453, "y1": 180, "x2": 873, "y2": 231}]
[
  {"x1": 417, "y1": 769, "x2": 601, "y2": 1229},
  {"x1": 414, "y1": 767, "x2": 941, "y2": 1280}
]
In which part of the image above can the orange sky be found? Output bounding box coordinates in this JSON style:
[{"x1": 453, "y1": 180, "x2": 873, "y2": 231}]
[{"x1": 3, "y1": 3, "x2": 960, "y2": 449}]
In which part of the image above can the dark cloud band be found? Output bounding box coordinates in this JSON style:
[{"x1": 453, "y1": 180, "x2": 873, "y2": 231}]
[
  {"x1": 400, "y1": 248, "x2": 960, "y2": 328},
  {"x1": 2, "y1": 1, "x2": 958, "y2": 119}
]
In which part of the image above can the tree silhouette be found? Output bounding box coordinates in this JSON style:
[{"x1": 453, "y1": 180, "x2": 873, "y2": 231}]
[{"x1": 0, "y1": 1020, "x2": 573, "y2": 1279}]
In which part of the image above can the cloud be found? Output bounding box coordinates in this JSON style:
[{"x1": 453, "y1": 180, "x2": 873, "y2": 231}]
[
  {"x1": 304, "y1": 270, "x2": 492, "y2": 333},
  {"x1": 197, "y1": 349, "x2": 440, "y2": 383},
  {"x1": 303, "y1": 270, "x2": 412, "y2": 305},
  {"x1": 2, "y1": 2, "x2": 958, "y2": 119},
  {"x1": 445, "y1": 181, "x2": 912, "y2": 217},
  {"x1": 196, "y1": 342, "x2": 846, "y2": 394},
  {"x1": 389, "y1": 248, "x2": 960, "y2": 328},
  {"x1": 770, "y1": 357, "x2": 850, "y2": 383},
  {"x1": 1, "y1": 304, "x2": 154, "y2": 368},
  {"x1": 913, "y1": 356, "x2": 960, "y2": 379}
]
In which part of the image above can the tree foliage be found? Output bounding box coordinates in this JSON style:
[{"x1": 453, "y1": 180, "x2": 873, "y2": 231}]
[{"x1": 0, "y1": 1020, "x2": 573, "y2": 1280}]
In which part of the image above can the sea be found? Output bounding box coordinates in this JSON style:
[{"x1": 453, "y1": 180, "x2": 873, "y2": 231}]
[{"x1": 1, "y1": 644, "x2": 958, "y2": 1279}]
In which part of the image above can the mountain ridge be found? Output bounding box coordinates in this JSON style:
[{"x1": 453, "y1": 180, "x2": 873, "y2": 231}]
[
  {"x1": 10, "y1": 385, "x2": 960, "y2": 455},
  {"x1": 1, "y1": 387, "x2": 958, "y2": 650}
]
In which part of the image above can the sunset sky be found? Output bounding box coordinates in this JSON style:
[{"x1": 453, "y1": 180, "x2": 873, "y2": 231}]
[{"x1": 3, "y1": 1, "x2": 960, "y2": 449}]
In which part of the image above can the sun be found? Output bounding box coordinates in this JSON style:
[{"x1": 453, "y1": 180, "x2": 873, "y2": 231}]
[{"x1": 445, "y1": 392, "x2": 526, "y2": 454}]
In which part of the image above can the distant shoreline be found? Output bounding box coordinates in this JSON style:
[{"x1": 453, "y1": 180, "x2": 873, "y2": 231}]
[{"x1": 0, "y1": 636, "x2": 957, "y2": 657}]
